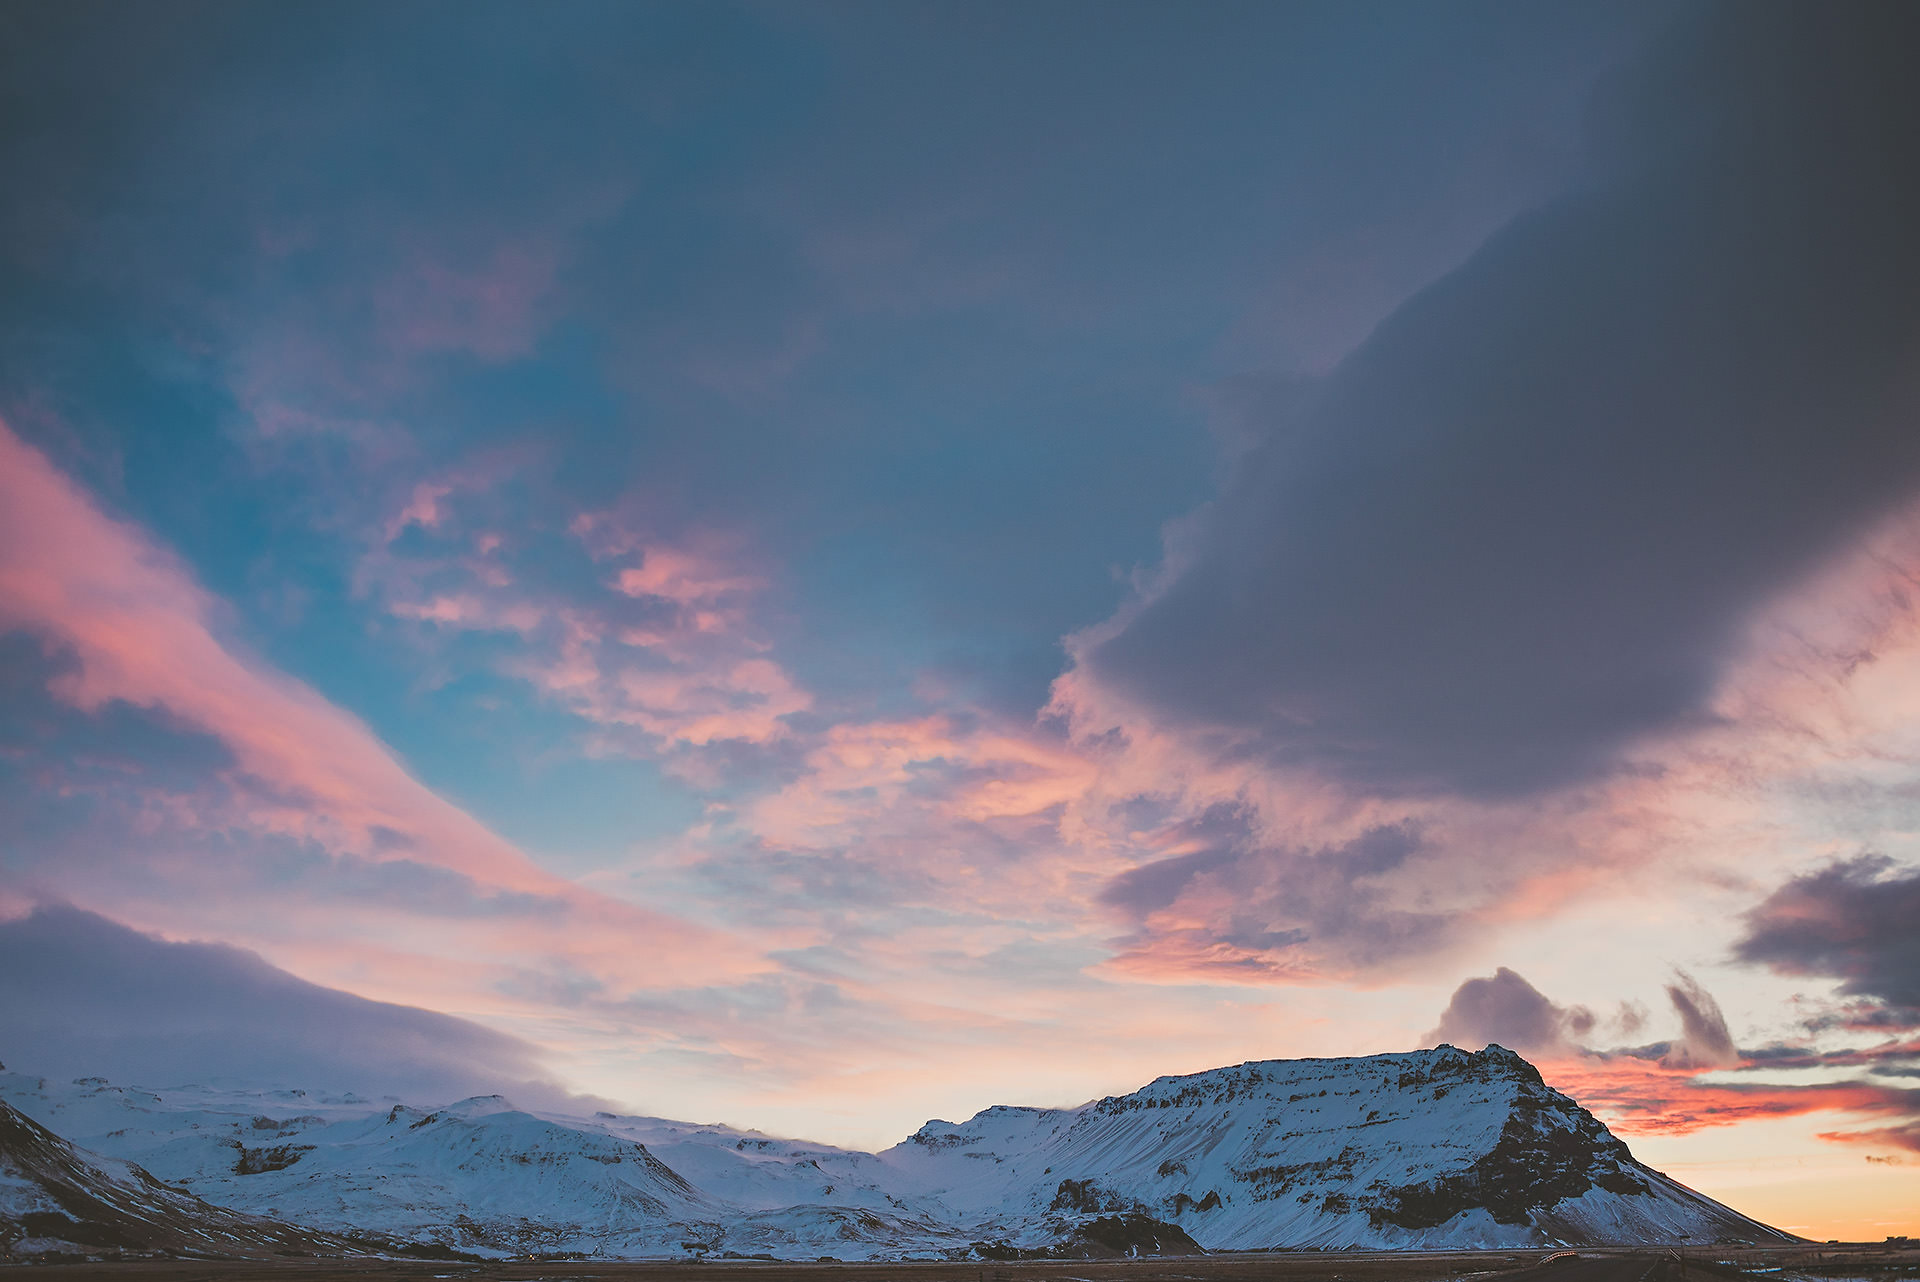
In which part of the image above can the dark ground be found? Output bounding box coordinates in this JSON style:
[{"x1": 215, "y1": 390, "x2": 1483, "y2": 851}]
[{"x1": 6, "y1": 1242, "x2": 1917, "y2": 1282}]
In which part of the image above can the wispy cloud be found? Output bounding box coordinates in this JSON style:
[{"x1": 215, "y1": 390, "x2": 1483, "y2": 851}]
[
  {"x1": 0, "y1": 419, "x2": 758, "y2": 1005},
  {"x1": 365, "y1": 478, "x2": 813, "y2": 759}
]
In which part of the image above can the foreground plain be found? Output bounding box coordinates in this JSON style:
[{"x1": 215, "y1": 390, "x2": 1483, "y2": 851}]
[{"x1": 7, "y1": 1243, "x2": 1918, "y2": 1282}]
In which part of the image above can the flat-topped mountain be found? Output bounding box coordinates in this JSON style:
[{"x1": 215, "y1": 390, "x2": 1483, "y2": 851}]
[
  {"x1": 0, "y1": 1046, "x2": 1793, "y2": 1261},
  {"x1": 882, "y1": 1045, "x2": 1792, "y2": 1251}
]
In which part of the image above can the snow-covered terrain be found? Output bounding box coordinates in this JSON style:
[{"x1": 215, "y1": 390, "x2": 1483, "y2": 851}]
[
  {"x1": 0, "y1": 1046, "x2": 1794, "y2": 1260},
  {"x1": 0, "y1": 1095, "x2": 365, "y2": 1262},
  {"x1": 873, "y1": 1045, "x2": 1791, "y2": 1251}
]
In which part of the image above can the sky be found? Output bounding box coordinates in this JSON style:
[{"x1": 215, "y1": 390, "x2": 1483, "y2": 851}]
[{"x1": 1, "y1": 0, "x2": 1917, "y2": 1242}]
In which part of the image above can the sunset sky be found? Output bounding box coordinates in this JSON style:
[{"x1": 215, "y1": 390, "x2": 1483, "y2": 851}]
[{"x1": 2, "y1": 0, "x2": 1917, "y2": 1242}]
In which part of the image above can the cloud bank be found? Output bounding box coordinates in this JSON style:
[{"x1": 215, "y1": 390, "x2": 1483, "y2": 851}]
[
  {"x1": 1735, "y1": 857, "x2": 1920, "y2": 1028},
  {"x1": 1077, "y1": 3, "x2": 1920, "y2": 799},
  {"x1": 0, "y1": 905, "x2": 566, "y2": 1105}
]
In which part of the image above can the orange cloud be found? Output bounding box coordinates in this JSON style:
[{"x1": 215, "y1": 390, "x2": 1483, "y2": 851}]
[
  {"x1": 1540, "y1": 1056, "x2": 1919, "y2": 1138},
  {"x1": 1818, "y1": 1122, "x2": 1920, "y2": 1154}
]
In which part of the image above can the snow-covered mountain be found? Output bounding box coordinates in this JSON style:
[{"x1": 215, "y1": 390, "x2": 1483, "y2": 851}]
[
  {"x1": 0, "y1": 1073, "x2": 966, "y2": 1260},
  {"x1": 0, "y1": 1096, "x2": 365, "y2": 1262},
  {"x1": 0, "y1": 1046, "x2": 1794, "y2": 1261},
  {"x1": 876, "y1": 1044, "x2": 1790, "y2": 1251}
]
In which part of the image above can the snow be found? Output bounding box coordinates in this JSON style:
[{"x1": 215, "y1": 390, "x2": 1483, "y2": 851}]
[{"x1": 0, "y1": 1046, "x2": 1791, "y2": 1260}]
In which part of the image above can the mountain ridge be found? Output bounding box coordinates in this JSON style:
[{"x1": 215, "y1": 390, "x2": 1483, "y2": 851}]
[
  {"x1": 0, "y1": 1045, "x2": 1795, "y2": 1262},
  {"x1": 0, "y1": 1095, "x2": 375, "y2": 1263}
]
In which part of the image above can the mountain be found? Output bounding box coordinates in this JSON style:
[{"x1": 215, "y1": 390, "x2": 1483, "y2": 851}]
[
  {"x1": 877, "y1": 1044, "x2": 1793, "y2": 1251},
  {"x1": 0, "y1": 1096, "x2": 364, "y2": 1263},
  {"x1": 0, "y1": 1074, "x2": 962, "y2": 1260},
  {"x1": 0, "y1": 1046, "x2": 1794, "y2": 1261}
]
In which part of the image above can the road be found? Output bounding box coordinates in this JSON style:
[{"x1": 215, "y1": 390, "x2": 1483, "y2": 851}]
[
  {"x1": 9, "y1": 1243, "x2": 1899, "y2": 1282},
  {"x1": 1499, "y1": 1256, "x2": 1665, "y2": 1282},
  {"x1": 1495, "y1": 1251, "x2": 1754, "y2": 1282}
]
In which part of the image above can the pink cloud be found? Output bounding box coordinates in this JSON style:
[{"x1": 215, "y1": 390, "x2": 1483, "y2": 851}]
[
  {"x1": 389, "y1": 592, "x2": 544, "y2": 632},
  {"x1": 371, "y1": 495, "x2": 812, "y2": 755},
  {"x1": 613, "y1": 549, "x2": 765, "y2": 607},
  {"x1": 0, "y1": 418, "x2": 754, "y2": 996},
  {"x1": 386, "y1": 479, "x2": 456, "y2": 540},
  {"x1": 743, "y1": 716, "x2": 1096, "y2": 850}
]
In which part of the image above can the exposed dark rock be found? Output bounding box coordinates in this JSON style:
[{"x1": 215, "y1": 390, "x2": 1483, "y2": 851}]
[
  {"x1": 1070, "y1": 1214, "x2": 1204, "y2": 1257},
  {"x1": 1168, "y1": 1188, "x2": 1223, "y2": 1214},
  {"x1": 1363, "y1": 1077, "x2": 1651, "y2": 1229},
  {"x1": 0, "y1": 1099, "x2": 366, "y2": 1262},
  {"x1": 1050, "y1": 1177, "x2": 1141, "y2": 1214},
  {"x1": 233, "y1": 1143, "x2": 314, "y2": 1175}
]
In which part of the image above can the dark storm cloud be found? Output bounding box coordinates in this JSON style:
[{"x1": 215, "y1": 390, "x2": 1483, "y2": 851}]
[
  {"x1": 1735, "y1": 856, "x2": 1920, "y2": 1026},
  {"x1": 1424, "y1": 967, "x2": 1595, "y2": 1057},
  {"x1": 0, "y1": 905, "x2": 564, "y2": 1104},
  {"x1": 1085, "y1": 2, "x2": 1920, "y2": 798}
]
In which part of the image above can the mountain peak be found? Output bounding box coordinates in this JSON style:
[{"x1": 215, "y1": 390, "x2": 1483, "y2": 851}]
[{"x1": 1, "y1": 1049, "x2": 1793, "y2": 1261}]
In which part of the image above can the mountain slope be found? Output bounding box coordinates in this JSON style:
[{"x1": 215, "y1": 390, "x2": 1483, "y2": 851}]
[
  {"x1": 0, "y1": 1046, "x2": 1794, "y2": 1259},
  {"x1": 876, "y1": 1045, "x2": 1794, "y2": 1250},
  {"x1": 0, "y1": 1097, "x2": 361, "y2": 1263},
  {"x1": 0, "y1": 1074, "x2": 959, "y2": 1259}
]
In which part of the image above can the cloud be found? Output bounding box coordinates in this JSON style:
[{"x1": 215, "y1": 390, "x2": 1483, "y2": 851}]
[
  {"x1": 1421, "y1": 967, "x2": 1920, "y2": 1150},
  {"x1": 1072, "y1": 2, "x2": 1920, "y2": 799},
  {"x1": 0, "y1": 905, "x2": 572, "y2": 1105},
  {"x1": 1419, "y1": 968, "x2": 1920, "y2": 1156},
  {"x1": 1425, "y1": 967, "x2": 1595, "y2": 1058},
  {"x1": 367, "y1": 488, "x2": 814, "y2": 758},
  {"x1": 0, "y1": 417, "x2": 752, "y2": 998},
  {"x1": 1820, "y1": 1124, "x2": 1920, "y2": 1156},
  {"x1": 1095, "y1": 814, "x2": 1458, "y2": 982},
  {"x1": 1659, "y1": 970, "x2": 1742, "y2": 1070},
  {"x1": 1422, "y1": 967, "x2": 1737, "y2": 1068},
  {"x1": 740, "y1": 714, "x2": 1095, "y2": 850},
  {"x1": 1547, "y1": 1056, "x2": 1920, "y2": 1139},
  {"x1": 1735, "y1": 856, "x2": 1920, "y2": 1026},
  {"x1": 0, "y1": 417, "x2": 551, "y2": 894}
]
